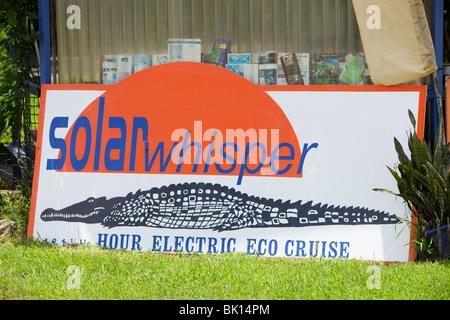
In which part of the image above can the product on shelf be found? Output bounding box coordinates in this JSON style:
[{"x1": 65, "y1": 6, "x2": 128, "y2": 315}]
[{"x1": 168, "y1": 38, "x2": 202, "y2": 63}]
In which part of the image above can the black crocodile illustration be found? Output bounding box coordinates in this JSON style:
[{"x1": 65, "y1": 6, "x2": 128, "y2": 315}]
[{"x1": 40, "y1": 182, "x2": 400, "y2": 232}]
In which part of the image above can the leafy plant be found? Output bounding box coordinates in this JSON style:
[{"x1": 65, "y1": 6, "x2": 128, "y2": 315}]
[
  {"x1": 412, "y1": 232, "x2": 439, "y2": 261},
  {"x1": 0, "y1": 189, "x2": 30, "y2": 238},
  {"x1": 0, "y1": 0, "x2": 39, "y2": 181},
  {"x1": 374, "y1": 110, "x2": 450, "y2": 259}
]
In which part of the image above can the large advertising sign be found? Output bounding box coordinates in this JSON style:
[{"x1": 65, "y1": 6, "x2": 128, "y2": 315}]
[{"x1": 28, "y1": 62, "x2": 426, "y2": 262}]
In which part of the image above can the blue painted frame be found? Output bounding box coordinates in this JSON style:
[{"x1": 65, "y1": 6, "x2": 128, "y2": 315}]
[
  {"x1": 38, "y1": 0, "x2": 51, "y2": 85},
  {"x1": 431, "y1": 0, "x2": 444, "y2": 144}
]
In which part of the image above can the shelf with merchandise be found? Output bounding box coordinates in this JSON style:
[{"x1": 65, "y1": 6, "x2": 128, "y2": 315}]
[{"x1": 101, "y1": 41, "x2": 371, "y2": 86}]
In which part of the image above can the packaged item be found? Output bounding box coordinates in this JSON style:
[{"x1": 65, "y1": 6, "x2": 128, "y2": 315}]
[
  {"x1": 296, "y1": 53, "x2": 311, "y2": 85},
  {"x1": 152, "y1": 54, "x2": 169, "y2": 66},
  {"x1": 228, "y1": 53, "x2": 251, "y2": 64},
  {"x1": 339, "y1": 53, "x2": 366, "y2": 85},
  {"x1": 312, "y1": 53, "x2": 340, "y2": 85},
  {"x1": 102, "y1": 55, "x2": 117, "y2": 84},
  {"x1": 226, "y1": 64, "x2": 259, "y2": 84},
  {"x1": 258, "y1": 64, "x2": 278, "y2": 85},
  {"x1": 133, "y1": 54, "x2": 152, "y2": 73},
  {"x1": 117, "y1": 54, "x2": 134, "y2": 81},
  {"x1": 168, "y1": 39, "x2": 202, "y2": 63},
  {"x1": 209, "y1": 39, "x2": 232, "y2": 67},
  {"x1": 280, "y1": 53, "x2": 303, "y2": 85}
]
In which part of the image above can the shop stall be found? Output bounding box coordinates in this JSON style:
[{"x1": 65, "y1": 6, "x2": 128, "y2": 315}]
[{"x1": 30, "y1": 0, "x2": 444, "y2": 262}]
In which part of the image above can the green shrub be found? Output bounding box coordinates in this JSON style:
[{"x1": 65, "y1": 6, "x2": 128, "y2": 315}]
[
  {"x1": 375, "y1": 110, "x2": 450, "y2": 259},
  {"x1": 0, "y1": 189, "x2": 30, "y2": 238}
]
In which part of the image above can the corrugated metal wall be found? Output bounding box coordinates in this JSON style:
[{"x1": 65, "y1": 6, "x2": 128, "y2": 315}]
[{"x1": 55, "y1": 0, "x2": 364, "y2": 84}]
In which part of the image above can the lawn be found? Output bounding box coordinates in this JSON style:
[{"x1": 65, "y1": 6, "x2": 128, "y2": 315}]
[{"x1": 0, "y1": 238, "x2": 448, "y2": 301}]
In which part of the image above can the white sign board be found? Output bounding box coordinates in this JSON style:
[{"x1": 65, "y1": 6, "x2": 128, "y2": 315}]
[{"x1": 29, "y1": 63, "x2": 426, "y2": 262}]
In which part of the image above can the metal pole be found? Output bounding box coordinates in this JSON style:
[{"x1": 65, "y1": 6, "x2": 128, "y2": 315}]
[
  {"x1": 38, "y1": 0, "x2": 51, "y2": 85},
  {"x1": 431, "y1": 0, "x2": 444, "y2": 145}
]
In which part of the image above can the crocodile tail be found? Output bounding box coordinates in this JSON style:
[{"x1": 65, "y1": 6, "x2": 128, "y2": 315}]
[
  {"x1": 213, "y1": 198, "x2": 400, "y2": 232},
  {"x1": 241, "y1": 200, "x2": 400, "y2": 229},
  {"x1": 292, "y1": 201, "x2": 400, "y2": 227}
]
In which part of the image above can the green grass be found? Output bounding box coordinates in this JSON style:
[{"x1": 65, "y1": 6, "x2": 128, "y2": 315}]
[{"x1": 0, "y1": 238, "x2": 448, "y2": 300}]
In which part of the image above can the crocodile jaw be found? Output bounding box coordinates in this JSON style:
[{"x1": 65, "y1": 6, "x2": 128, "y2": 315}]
[{"x1": 40, "y1": 206, "x2": 107, "y2": 223}]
